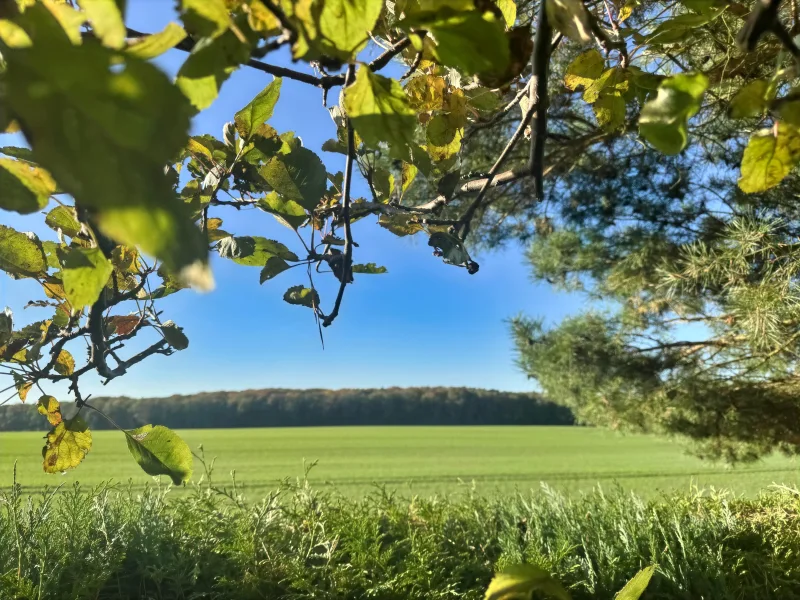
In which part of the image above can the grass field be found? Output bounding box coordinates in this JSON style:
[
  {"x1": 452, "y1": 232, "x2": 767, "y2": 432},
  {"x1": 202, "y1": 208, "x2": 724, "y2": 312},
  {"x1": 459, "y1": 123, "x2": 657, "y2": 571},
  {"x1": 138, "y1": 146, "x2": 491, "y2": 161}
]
[{"x1": 3, "y1": 425, "x2": 800, "y2": 496}]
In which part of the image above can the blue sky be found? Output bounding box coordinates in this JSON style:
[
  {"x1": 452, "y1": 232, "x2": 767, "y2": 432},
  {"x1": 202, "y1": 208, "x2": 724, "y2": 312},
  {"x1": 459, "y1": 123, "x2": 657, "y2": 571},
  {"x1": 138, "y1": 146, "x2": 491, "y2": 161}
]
[{"x1": 0, "y1": 1, "x2": 583, "y2": 399}]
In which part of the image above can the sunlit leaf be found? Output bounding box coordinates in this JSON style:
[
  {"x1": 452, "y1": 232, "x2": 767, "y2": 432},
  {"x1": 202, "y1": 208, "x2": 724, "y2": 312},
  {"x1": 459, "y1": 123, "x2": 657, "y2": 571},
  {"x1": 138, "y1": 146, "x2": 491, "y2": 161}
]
[
  {"x1": 80, "y1": 0, "x2": 127, "y2": 48},
  {"x1": 729, "y1": 80, "x2": 768, "y2": 119},
  {"x1": 345, "y1": 65, "x2": 417, "y2": 157},
  {"x1": 293, "y1": 0, "x2": 383, "y2": 61},
  {"x1": 615, "y1": 566, "x2": 656, "y2": 600},
  {"x1": 0, "y1": 225, "x2": 46, "y2": 278},
  {"x1": 42, "y1": 417, "x2": 92, "y2": 474},
  {"x1": 738, "y1": 124, "x2": 800, "y2": 194},
  {"x1": 565, "y1": 49, "x2": 604, "y2": 91},
  {"x1": 639, "y1": 73, "x2": 708, "y2": 155},
  {"x1": 594, "y1": 93, "x2": 626, "y2": 131},
  {"x1": 37, "y1": 395, "x2": 63, "y2": 426},
  {"x1": 218, "y1": 235, "x2": 299, "y2": 265},
  {"x1": 546, "y1": 0, "x2": 593, "y2": 42},
  {"x1": 61, "y1": 247, "x2": 113, "y2": 309},
  {"x1": 405, "y1": 74, "x2": 447, "y2": 111},
  {"x1": 13, "y1": 373, "x2": 32, "y2": 402},
  {"x1": 484, "y1": 564, "x2": 571, "y2": 600},
  {"x1": 125, "y1": 22, "x2": 187, "y2": 59},
  {"x1": 45, "y1": 206, "x2": 82, "y2": 238},
  {"x1": 0, "y1": 157, "x2": 55, "y2": 214},
  {"x1": 257, "y1": 191, "x2": 308, "y2": 230},
  {"x1": 5, "y1": 5, "x2": 210, "y2": 286},
  {"x1": 177, "y1": 30, "x2": 251, "y2": 110},
  {"x1": 283, "y1": 285, "x2": 320, "y2": 308},
  {"x1": 401, "y1": 9, "x2": 510, "y2": 76},
  {"x1": 234, "y1": 77, "x2": 282, "y2": 140},
  {"x1": 106, "y1": 314, "x2": 142, "y2": 336},
  {"x1": 497, "y1": 0, "x2": 517, "y2": 27},
  {"x1": 180, "y1": 0, "x2": 233, "y2": 38},
  {"x1": 54, "y1": 349, "x2": 75, "y2": 376},
  {"x1": 261, "y1": 147, "x2": 327, "y2": 211},
  {"x1": 125, "y1": 424, "x2": 193, "y2": 484}
]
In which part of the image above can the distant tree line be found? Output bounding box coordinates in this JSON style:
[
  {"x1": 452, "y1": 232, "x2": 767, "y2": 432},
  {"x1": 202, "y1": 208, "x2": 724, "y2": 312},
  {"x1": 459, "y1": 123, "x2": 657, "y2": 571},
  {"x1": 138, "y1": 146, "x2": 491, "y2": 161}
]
[{"x1": 0, "y1": 387, "x2": 573, "y2": 431}]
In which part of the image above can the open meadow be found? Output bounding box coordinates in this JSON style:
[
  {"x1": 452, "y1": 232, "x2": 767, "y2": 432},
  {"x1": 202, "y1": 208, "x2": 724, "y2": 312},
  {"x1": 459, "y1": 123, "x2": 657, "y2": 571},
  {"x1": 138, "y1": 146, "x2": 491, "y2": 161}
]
[{"x1": 3, "y1": 426, "x2": 799, "y2": 497}]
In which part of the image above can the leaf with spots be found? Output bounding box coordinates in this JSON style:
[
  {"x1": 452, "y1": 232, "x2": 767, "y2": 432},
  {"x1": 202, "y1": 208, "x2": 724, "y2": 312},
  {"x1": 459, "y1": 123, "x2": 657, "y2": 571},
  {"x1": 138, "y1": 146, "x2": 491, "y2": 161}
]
[{"x1": 42, "y1": 416, "x2": 92, "y2": 474}]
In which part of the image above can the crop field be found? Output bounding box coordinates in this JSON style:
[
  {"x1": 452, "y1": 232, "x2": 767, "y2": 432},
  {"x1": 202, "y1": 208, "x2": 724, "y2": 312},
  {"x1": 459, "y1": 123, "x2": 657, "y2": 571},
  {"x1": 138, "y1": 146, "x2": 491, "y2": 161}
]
[{"x1": 2, "y1": 426, "x2": 800, "y2": 497}]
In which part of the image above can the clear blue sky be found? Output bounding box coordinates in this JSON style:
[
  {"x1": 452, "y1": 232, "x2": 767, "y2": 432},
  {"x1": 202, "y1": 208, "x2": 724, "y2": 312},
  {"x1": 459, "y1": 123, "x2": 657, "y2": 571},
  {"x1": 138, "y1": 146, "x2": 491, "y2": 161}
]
[{"x1": 0, "y1": 1, "x2": 583, "y2": 399}]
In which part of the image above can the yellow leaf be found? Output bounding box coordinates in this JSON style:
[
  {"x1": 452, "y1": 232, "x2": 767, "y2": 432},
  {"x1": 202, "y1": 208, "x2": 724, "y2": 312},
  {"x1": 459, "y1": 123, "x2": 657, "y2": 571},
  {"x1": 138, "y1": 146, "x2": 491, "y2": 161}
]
[
  {"x1": 37, "y1": 395, "x2": 63, "y2": 426},
  {"x1": 738, "y1": 124, "x2": 800, "y2": 194},
  {"x1": 54, "y1": 349, "x2": 75, "y2": 376},
  {"x1": 42, "y1": 417, "x2": 92, "y2": 474}
]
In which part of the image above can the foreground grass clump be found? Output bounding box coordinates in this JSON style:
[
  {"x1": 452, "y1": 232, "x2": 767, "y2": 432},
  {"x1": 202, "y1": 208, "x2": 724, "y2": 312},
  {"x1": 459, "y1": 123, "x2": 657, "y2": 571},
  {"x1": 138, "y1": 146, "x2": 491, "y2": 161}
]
[{"x1": 2, "y1": 463, "x2": 800, "y2": 599}]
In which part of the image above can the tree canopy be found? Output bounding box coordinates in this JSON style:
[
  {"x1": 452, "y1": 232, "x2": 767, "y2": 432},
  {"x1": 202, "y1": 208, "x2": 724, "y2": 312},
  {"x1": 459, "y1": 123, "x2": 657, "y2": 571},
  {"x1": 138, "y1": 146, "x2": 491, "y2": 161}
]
[{"x1": 0, "y1": 0, "x2": 794, "y2": 476}]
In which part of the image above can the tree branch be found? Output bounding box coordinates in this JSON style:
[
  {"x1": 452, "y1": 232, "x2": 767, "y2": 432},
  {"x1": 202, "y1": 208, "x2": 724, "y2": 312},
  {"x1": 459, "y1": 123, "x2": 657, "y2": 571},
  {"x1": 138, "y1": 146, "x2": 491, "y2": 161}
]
[{"x1": 322, "y1": 65, "x2": 356, "y2": 328}]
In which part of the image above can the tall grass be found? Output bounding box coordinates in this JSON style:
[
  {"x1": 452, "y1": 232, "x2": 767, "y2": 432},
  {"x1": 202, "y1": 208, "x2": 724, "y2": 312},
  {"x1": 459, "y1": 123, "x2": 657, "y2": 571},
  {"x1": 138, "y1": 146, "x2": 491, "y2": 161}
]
[{"x1": 1, "y1": 456, "x2": 799, "y2": 599}]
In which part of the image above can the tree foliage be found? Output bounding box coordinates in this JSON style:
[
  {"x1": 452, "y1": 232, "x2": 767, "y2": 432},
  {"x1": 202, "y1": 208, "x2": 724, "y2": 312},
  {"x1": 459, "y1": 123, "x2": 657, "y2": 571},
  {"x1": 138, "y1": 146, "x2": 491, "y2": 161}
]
[
  {"x1": 0, "y1": 0, "x2": 796, "y2": 475},
  {"x1": 0, "y1": 387, "x2": 572, "y2": 431}
]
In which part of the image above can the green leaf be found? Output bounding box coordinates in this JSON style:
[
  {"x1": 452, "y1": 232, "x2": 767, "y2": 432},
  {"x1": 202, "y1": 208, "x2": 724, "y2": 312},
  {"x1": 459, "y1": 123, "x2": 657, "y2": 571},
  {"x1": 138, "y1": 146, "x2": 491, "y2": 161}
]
[
  {"x1": 565, "y1": 49, "x2": 604, "y2": 91},
  {"x1": 738, "y1": 124, "x2": 800, "y2": 194},
  {"x1": 378, "y1": 213, "x2": 424, "y2": 237},
  {"x1": 464, "y1": 86, "x2": 501, "y2": 112},
  {"x1": 37, "y1": 395, "x2": 63, "y2": 426},
  {"x1": 646, "y1": 7, "x2": 726, "y2": 44},
  {"x1": 125, "y1": 424, "x2": 193, "y2": 485},
  {"x1": 296, "y1": 0, "x2": 384, "y2": 61},
  {"x1": 257, "y1": 191, "x2": 308, "y2": 230},
  {"x1": 54, "y1": 350, "x2": 75, "y2": 377},
  {"x1": 729, "y1": 80, "x2": 768, "y2": 119},
  {"x1": 639, "y1": 73, "x2": 708, "y2": 155},
  {"x1": 261, "y1": 147, "x2": 327, "y2": 211},
  {"x1": 42, "y1": 417, "x2": 92, "y2": 474},
  {"x1": 0, "y1": 158, "x2": 55, "y2": 214},
  {"x1": 615, "y1": 566, "x2": 656, "y2": 600},
  {"x1": 401, "y1": 10, "x2": 510, "y2": 76},
  {"x1": 218, "y1": 235, "x2": 299, "y2": 266},
  {"x1": 260, "y1": 256, "x2": 290, "y2": 283},
  {"x1": 484, "y1": 564, "x2": 571, "y2": 600},
  {"x1": 177, "y1": 31, "x2": 251, "y2": 110},
  {"x1": 61, "y1": 247, "x2": 113, "y2": 309},
  {"x1": 546, "y1": 0, "x2": 593, "y2": 42},
  {"x1": 352, "y1": 263, "x2": 387, "y2": 274},
  {"x1": 0, "y1": 225, "x2": 46, "y2": 278},
  {"x1": 234, "y1": 77, "x2": 282, "y2": 140},
  {"x1": 582, "y1": 68, "x2": 628, "y2": 104},
  {"x1": 497, "y1": 0, "x2": 518, "y2": 27},
  {"x1": 0, "y1": 308, "x2": 11, "y2": 347},
  {"x1": 426, "y1": 114, "x2": 463, "y2": 161},
  {"x1": 345, "y1": 66, "x2": 417, "y2": 156},
  {"x1": 429, "y1": 231, "x2": 470, "y2": 266},
  {"x1": 283, "y1": 285, "x2": 320, "y2": 308},
  {"x1": 5, "y1": 6, "x2": 210, "y2": 287},
  {"x1": 160, "y1": 320, "x2": 189, "y2": 350},
  {"x1": 125, "y1": 22, "x2": 188, "y2": 59},
  {"x1": 594, "y1": 93, "x2": 626, "y2": 131},
  {"x1": 80, "y1": 0, "x2": 127, "y2": 48},
  {"x1": 45, "y1": 206, "x2": 82, "y2": 238},
  {"x1": 180, "y1": 0, "x2": 232, "y2": 38}
]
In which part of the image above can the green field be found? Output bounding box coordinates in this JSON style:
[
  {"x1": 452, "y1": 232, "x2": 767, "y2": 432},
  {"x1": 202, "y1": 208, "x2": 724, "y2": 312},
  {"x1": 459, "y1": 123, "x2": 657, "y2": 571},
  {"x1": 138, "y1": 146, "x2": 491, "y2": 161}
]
[{"x1": 3, "y1": 426, "x2": 800, "y2": 496}]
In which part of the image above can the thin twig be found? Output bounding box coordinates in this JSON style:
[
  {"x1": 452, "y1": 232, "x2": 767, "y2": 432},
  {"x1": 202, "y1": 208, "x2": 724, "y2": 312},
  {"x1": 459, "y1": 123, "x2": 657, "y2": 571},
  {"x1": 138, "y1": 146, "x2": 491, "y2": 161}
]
[
  {"x1": 530, "y1": 0, "x2": 553, "y2": 200},
  {"x1": 322, "y1": 65, "x2": 356, "y2": 328}
]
